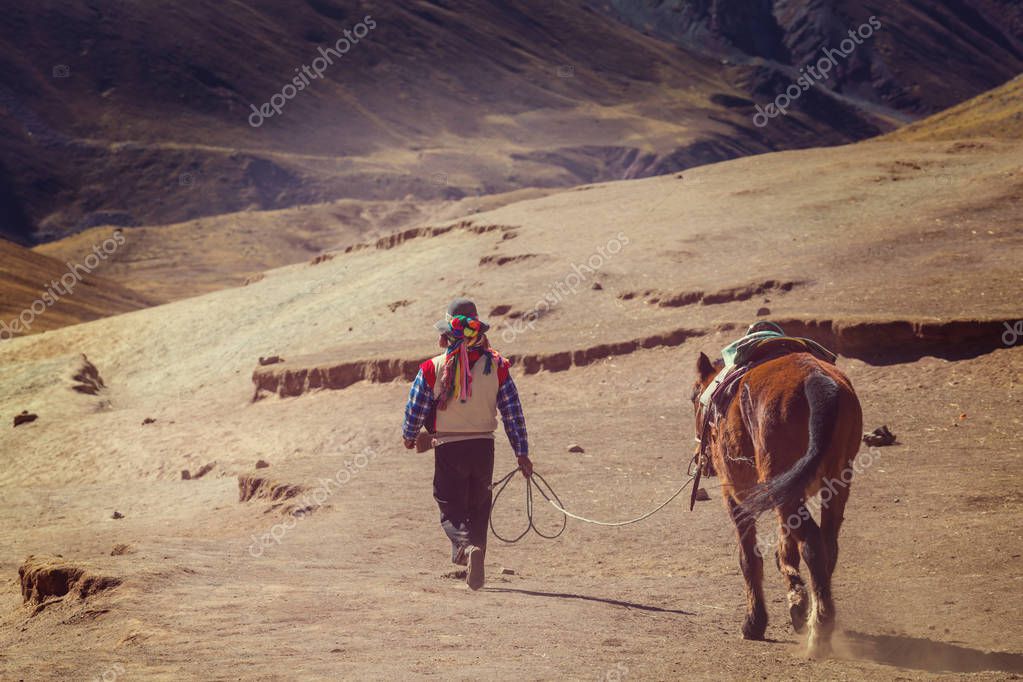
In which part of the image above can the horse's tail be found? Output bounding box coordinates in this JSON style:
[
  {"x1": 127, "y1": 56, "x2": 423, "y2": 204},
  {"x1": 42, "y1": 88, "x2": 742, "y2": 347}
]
[{"x1": 737, "y1": 371, "x2": 840, "y2": 521}]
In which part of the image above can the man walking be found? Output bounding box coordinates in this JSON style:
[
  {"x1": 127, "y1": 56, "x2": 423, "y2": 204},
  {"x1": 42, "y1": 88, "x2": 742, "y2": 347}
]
[{"x1": 403, "y1": 298, "x2": 533, "y2": 590}]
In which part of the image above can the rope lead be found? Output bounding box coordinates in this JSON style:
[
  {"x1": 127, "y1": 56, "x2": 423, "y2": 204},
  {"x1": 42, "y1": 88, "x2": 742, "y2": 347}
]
[
  {"x1": 489, "y1": 466, "x2": 697, "y2": 543},
  {"x1": 489, "y1": 469, "x2": 567, "y2": 542}
]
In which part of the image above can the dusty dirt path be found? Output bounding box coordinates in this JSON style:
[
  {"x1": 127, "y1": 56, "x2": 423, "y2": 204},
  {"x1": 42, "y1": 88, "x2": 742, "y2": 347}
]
[{"x1": 2, "y1": 342, "x2": 1021, "y2": 680}]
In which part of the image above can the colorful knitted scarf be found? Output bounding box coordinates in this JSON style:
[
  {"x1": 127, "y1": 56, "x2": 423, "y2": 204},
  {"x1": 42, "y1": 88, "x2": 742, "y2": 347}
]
[{"x1": 437, "y1": 314, "x2": 496, "y2": 409}]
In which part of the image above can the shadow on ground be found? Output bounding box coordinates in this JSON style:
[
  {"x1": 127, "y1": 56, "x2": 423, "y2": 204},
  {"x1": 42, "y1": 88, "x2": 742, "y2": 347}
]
[
  {"x1": 486, "y1": 587, "x2": 694, "y2": 615},
  {"x1": 840, "y1": 630, "x2": 1023, "y2": 674}
]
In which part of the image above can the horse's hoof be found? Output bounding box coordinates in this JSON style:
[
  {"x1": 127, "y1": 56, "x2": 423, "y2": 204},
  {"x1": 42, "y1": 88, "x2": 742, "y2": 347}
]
[
  {"x1": 788, "y1": 588, "x2": 809, "y2": 633},
  {"x1": 789, "y1": 601, "x2": 808, "y2": 633},
  {"x1": 741, "y1": 615, "x2": 767, "y2": 641}
]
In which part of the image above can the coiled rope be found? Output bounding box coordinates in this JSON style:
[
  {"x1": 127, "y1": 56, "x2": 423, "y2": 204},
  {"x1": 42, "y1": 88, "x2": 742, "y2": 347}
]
[{"x1": 489, "y1": 466, "x2": 696, "y2": 543}]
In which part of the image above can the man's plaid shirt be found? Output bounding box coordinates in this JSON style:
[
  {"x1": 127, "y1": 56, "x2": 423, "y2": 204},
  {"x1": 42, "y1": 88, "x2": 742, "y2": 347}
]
[{"x1": 402, "y1": 351, "x2": 528, "y2": 457}]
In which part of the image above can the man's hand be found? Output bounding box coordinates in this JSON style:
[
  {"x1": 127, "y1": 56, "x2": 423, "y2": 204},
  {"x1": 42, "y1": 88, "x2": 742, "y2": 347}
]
[
  {"x1": 517, "y1": 455, "x2": 533, "y2": 478},
  {"x1": 403, "y1": 438, "x2": 416, "y2": 450}
]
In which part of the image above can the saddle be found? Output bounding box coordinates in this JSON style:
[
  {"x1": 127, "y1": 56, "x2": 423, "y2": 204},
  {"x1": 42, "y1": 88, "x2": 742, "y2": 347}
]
[{"x1": 689, "y1": 326, "x2": 837, "y2": 509}]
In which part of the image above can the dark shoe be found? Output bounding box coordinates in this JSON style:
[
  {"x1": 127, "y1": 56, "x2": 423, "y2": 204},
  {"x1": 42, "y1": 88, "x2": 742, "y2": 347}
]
[{"x1": 466, "y1": 545, "x2": 485, "y2": 591}]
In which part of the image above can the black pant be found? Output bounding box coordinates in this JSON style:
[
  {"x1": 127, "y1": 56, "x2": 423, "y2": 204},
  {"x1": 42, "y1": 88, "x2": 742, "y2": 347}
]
[{"x1": 433, "y1": 438, "x2": 495, "y2": 564}]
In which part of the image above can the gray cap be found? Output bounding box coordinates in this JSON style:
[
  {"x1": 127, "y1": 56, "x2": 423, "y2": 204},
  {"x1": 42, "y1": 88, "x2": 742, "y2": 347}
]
[{"x1": 434, "y1": 297, "x2": 490, "y2": 334}]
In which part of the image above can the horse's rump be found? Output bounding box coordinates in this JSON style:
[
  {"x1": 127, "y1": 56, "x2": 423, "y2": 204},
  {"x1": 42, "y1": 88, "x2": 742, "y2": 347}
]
[{"x1": 729, "y1": 354, "x2": 862, "y2": 521}]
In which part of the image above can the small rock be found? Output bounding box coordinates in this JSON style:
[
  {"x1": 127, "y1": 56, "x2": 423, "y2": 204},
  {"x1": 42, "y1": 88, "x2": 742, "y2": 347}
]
[
  {"x1": 110, "y1": 544, "x2": 133, "y2": 556},
  {"x1": 591, "y1": 282, "x2": 603, "y2": 290},
  {"x1": 111, "y1": 511, "x2": 124, "y2": 519},
  {"x1": 694, "y1": 488, "x2": 711, "y2": 502},
  {"x1": 567, "y1": 444, "x2": 585, "y2": 453},
  {"x1": 255, "y1": 459, "x2": 270, "y2": 469},
  {"x1": 259, "y1": 356, "x2": 283, "y2": 366},
  {"x1": 893, "y1": 498, "x2": 900, "y2": 503},
  {"x1": 142, "y1": 417, "x2": 156, "y2": 425},
  {"x1": 501, "y1": 568, "x2": 516, "y2": 575},
  {"x1": 863, "y1": 425, "x2": 896, "y2": 446},
  {"x1": 756, "y1": 307, "x2": 770, "y2": 317},
  {"x1": 182, "y1": 463, "x2": 216, "y2": 481},
  {"x1": 192, "y1": 462, "x2": 216, "y2": 479},
  {"x1": 13, "y1": 411, "x2": 38, "y2": 427}
]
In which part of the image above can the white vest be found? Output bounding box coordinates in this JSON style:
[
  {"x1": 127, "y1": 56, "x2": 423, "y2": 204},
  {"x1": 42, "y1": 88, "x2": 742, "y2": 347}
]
[{"x1": 431, "y1": 352, "x2": 499, "y2": 435}]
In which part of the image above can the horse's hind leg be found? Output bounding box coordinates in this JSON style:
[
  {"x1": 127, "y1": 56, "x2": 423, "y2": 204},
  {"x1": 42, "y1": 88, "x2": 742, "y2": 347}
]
[
  {"x1": 784, "y1": 502, "x2": 835, "y2": 658},
  {"x1": 775, "y1": 518, "x2": 809, "y2": 633},
  {"x1": 728, "y1": 496, "x2": 767, "y2": 640},
  {"x1": 820, "y1": 480, "x2": 850, "y2": 577}
]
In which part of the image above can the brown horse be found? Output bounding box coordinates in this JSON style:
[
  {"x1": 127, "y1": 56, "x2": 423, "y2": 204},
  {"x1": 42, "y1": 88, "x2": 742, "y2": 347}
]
[{"x1": 691, "y1": 350, "x2": 863, "y2": 657}]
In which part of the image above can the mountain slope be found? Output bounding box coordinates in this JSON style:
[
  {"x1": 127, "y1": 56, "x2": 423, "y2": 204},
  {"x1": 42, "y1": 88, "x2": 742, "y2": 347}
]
[
  {"x1": 597, "y1": 0, "x2": 1023, "y2": 117},
  {"x1": 883, "y1": 74, "x2": 1023, "y2": 141},
  {"x1": 0, "y1": 0, "x2": 896, "y2": 243},
  {"x1": 23, "y1": 74, "x2": 1020, "y2": 307},
  {"x1": 31, "y1": 188, "x2": 556, "y2": 301},
  {"x1": 0, "y1": 238, "x2": 157, "y2": 337},
  {"x1": 3, "y1": 134, "x2": 1020, "y2": 386}
]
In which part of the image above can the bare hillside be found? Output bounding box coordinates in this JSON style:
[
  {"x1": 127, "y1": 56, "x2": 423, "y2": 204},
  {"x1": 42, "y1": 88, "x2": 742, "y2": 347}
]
[
  {"x1": 884, "y1": 74, "x2": 1023, "y2": 141},
  {"x1": 0, "y1": 238, "x2": 156, "y2": 337},
  {"x1": 598, "y1": 0, "x2": 1023, "y2": 117},
  {"x1": 0, "y1": 0, "x2": 902, "y2": 244}
]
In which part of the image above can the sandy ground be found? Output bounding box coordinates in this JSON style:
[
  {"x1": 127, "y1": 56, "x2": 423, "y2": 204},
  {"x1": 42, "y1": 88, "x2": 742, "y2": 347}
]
[
  {"x1": 1, "y1": 343, "x2": 1021, "y2": 680},
  {"x1": 1, "y1": 138, "x2": 1022, "y2": 680}
]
